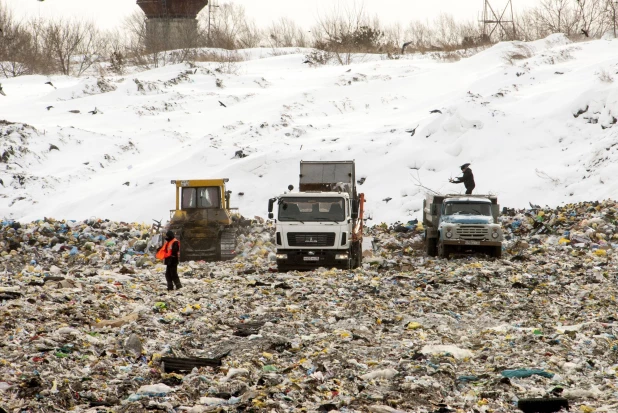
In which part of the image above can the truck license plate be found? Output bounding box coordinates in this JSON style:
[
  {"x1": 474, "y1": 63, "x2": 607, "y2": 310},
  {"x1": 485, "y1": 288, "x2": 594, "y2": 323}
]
[
  {"x1": 464, "y1": 240, "x2": 481, "y2": 245},
  {"x1": 303, "y1": 257, "x2": 320, "y2": 261}
]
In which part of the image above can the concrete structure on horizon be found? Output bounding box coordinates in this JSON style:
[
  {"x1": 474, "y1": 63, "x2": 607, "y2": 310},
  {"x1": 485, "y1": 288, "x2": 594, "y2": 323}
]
[{"x1": 136, "y1": 0, "x2": 208, "y2": 51}]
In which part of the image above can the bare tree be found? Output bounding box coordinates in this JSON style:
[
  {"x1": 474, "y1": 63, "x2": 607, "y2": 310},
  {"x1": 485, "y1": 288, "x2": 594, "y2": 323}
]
[
  {"x1": 401, "y1": 14, "x2": 484, "y2": 54},
  {"x1": 606, "y1": 0, "x2": 618, "y2": 37},
  {"x1": 0, "y1": 26, "x2": 36, "y2": 77},
  {"x1": 122, "y1": 10, "x2": 158, "y2": 68},
  {"x1": 403, "y1": 20, "x2": 433, "y2": 52},
  {"x1": 26, "y1": 18, "x2": 54, "y2": 75},
  {"x1": 101, "y1": 29, "x2": 129, "y2": 75},
  {"x1": 42, "y1": 19, "x2": 103, "y2": 76},
  {"x1": 266, "y1": 17, "x2": 308, "y2": 48},
  {"x1": 123, "y1": 10, "x2": 148, "y2": 49},
  {"x1": 0, "y1": 3, "x2": 36, "y2": 77},
  {"x1": 236, "y1": 19, "x2": 262, "y2": 48},
  {"x1": 575, "y1": 0, "x2": 608, "y2": 37},
  {"x1": 459, "y1": 21, "x2": 484, "y2": 49},
  {"x1": 534, "y1": 0, "x2": 579, "y2": 35},
  {"x1": 74, "y1": 23, "x2": 106, "y2": 76},
  {"x1": 516, "y1": 9, "x2": 547, "y2": 40},
  {"x1": 434, "y1": 14, "x2": 461, "y2": 50},
  {"x1": 513, "y1": 0, "x2": 607, "y2": 41},
  {"x1": 382, "y1": 23, "x2": 404, "y2": 53},
  {"x1": 201, "y1": 3, "x2": 262, "y2": 49},
  {"x1": 312, "y1": 2, "x2": 385, "y2": 64}
]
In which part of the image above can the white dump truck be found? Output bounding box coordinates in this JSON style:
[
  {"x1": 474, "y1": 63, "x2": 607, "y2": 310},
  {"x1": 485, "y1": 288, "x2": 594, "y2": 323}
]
[
  {"x1": 423, "y1": 194, "x2": 503, "y2": 258},
  {"x1": 268, "y1": 161, "x2": 365, "y2": 271}
]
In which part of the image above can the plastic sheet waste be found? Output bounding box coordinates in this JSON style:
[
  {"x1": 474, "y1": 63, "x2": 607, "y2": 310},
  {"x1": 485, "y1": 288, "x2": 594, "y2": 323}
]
[{"x1": 501, "y1": 369, "x2": 555, "y2": 379}]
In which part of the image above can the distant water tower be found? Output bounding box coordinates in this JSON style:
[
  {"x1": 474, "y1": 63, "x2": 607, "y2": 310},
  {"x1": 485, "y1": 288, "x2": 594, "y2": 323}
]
[{"x1": 137, "y1": 0, "x2": 208, "y2": 51}]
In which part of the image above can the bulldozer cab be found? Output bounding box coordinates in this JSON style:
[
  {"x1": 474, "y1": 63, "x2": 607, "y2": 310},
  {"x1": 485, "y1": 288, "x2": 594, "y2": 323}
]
[
  {"x1": 170, "y1": 179, "x2": 233, "y2": 225},
  {"x1": 164, "y1": 179, "x2": 237, "y2": 262}
]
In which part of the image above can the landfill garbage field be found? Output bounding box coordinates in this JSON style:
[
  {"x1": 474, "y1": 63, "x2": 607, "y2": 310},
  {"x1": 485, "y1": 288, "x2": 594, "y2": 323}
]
[{"x1": 2, "y1": 200, "x2": 618, "y2": 413}]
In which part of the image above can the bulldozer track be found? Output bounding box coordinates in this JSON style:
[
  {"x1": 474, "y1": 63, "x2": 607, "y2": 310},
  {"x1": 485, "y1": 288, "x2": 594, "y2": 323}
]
[{"x1": 220, "y1": 229, "x2": 237, "y2": 261}]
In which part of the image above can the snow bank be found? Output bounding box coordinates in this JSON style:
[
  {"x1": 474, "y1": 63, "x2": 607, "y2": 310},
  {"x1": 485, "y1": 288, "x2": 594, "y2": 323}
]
[{"x1": 2, "y1": 35, "x2": 618, "y2": 224}]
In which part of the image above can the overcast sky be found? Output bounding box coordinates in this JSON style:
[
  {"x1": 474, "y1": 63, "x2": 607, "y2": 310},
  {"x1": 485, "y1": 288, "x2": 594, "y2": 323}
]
[{"x1": 5, "y1": 0, "x2": 539, "y2": 30}]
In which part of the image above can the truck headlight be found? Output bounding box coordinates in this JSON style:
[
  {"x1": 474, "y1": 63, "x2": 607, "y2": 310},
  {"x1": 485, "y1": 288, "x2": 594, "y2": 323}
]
[
  {"x1": 276, "y1": 254, "x2": 288, "y2": 260},
  {"x1": 492, "y1": 232, "x2": 499, "y2": 239},
  {"x1": 444, "y1": 227, "x2": 453, "y2": 238},
  {"x1": 335, "y1": 254, "x2": 349, "y2": 260}
]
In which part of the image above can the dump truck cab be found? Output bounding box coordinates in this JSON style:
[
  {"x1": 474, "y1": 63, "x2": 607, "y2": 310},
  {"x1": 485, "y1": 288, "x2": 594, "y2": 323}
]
[
  {"x1": 424, "y1": 194, "x2": 503, "y2": 258},
  {"x1": 162, "y1": 179, "x2": 237, "y2": 262},
  {"x1": 269, "y1": 161, "x2": 364, "y2": 271}
]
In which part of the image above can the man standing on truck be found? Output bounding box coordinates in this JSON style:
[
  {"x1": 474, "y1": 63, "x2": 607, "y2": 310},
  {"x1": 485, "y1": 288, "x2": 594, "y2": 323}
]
[
  {"x1": 156, "y1": 230, "x2": 182, "y2": 291},
  {"x1": 449, "y1": 163, "x2": 475, "y2": 194}
]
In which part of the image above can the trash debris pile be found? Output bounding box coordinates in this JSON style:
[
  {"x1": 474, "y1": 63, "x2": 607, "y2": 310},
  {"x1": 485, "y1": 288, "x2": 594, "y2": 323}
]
[
  {"x1": 0, "y1": 217, "x2": 271, "y2": 278},
  {"x1": 0, "y1": 218, "x2": 159, "y2": 277},
  {"x1": 500, "y1": 200, "x2": 618, "y2": 257},
  {"x1": 1, "y1": 201, "x2": 618, "y2": 412}
]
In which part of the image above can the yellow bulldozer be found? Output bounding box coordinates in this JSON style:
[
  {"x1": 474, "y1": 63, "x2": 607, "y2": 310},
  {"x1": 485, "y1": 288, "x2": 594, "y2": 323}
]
[{"x1": 154, "y1": 179, "x2": 239, "y2": 262}]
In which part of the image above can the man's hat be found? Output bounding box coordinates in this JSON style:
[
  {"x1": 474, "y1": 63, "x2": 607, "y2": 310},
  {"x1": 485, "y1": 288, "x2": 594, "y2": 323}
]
[
  {"x1": 460, "y1": 163, "x2": 471, "y2": 170},
  {"x1": 166, "y1": 230, "x2": 175, "y2": 239}
]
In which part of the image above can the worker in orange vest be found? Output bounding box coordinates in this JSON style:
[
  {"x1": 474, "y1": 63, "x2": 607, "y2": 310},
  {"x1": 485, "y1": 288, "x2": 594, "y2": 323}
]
[{"x1": 157, "y1": 230, "x2": 182, "y2": 291}]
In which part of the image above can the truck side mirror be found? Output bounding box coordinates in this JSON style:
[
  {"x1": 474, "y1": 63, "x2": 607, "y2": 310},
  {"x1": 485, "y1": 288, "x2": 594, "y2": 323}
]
[
  {"x1": 268, "y1": 198, "x2": 276, "y2": 219},
  {"x1": 351, "y1": 199, "x2": 359, "y2": 219},
  {"x1": 431, "y1": 204, "x2": 438, "y2": 215},
  {"x1": 491, "y1": 204, "x2": 500, "y2": 222}
]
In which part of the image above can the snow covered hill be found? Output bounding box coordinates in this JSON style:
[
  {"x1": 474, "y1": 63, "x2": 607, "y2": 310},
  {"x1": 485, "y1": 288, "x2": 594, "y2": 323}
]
[{"x1": 2, "y1": 34, "x2": 618, "y2": 224}]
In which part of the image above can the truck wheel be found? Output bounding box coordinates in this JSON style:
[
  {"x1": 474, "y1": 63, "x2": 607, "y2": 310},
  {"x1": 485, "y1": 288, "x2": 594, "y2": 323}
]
[
  {"x1": 491, "y1": 246, "x2": 502, "y2": 259},
  {"x1": 353, "y1": 241, "x2": 362, "y2": 268},
  {"x1": 439, "y1": 244, "x2": 450, "y2": 259},
  {"x1": 426, "y1": 237, "x2": 438, "y2": 257}
]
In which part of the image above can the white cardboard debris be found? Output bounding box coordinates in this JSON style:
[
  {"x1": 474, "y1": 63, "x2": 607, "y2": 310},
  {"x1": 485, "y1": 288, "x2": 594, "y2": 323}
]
[{"x1": 420, "y1": 345, "x2": 473, "y2": 360}]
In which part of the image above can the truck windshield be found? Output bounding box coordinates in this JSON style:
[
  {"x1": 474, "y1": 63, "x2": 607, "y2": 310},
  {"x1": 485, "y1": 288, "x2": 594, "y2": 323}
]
[
  {"x1": 444, "y1": 202, "x2": 491, "y2": 216},
  {"x1": 279, "y1": 197, "x2": 345, "y2": 222}
]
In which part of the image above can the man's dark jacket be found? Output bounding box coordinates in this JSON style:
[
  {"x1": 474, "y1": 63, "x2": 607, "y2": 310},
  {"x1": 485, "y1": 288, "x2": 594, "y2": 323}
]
[{"x1": 454, "y1": 168, "x2": 475, "y2": 191}]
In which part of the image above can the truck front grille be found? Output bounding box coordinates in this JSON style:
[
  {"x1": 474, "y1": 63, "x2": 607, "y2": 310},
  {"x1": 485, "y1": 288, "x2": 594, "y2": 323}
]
[
  {"x1": 287, "y1": 233, "x2": 336, "y2": 247},
  {"x1": 456, "y1": 226, "x2": 489, "y2": 240}
]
